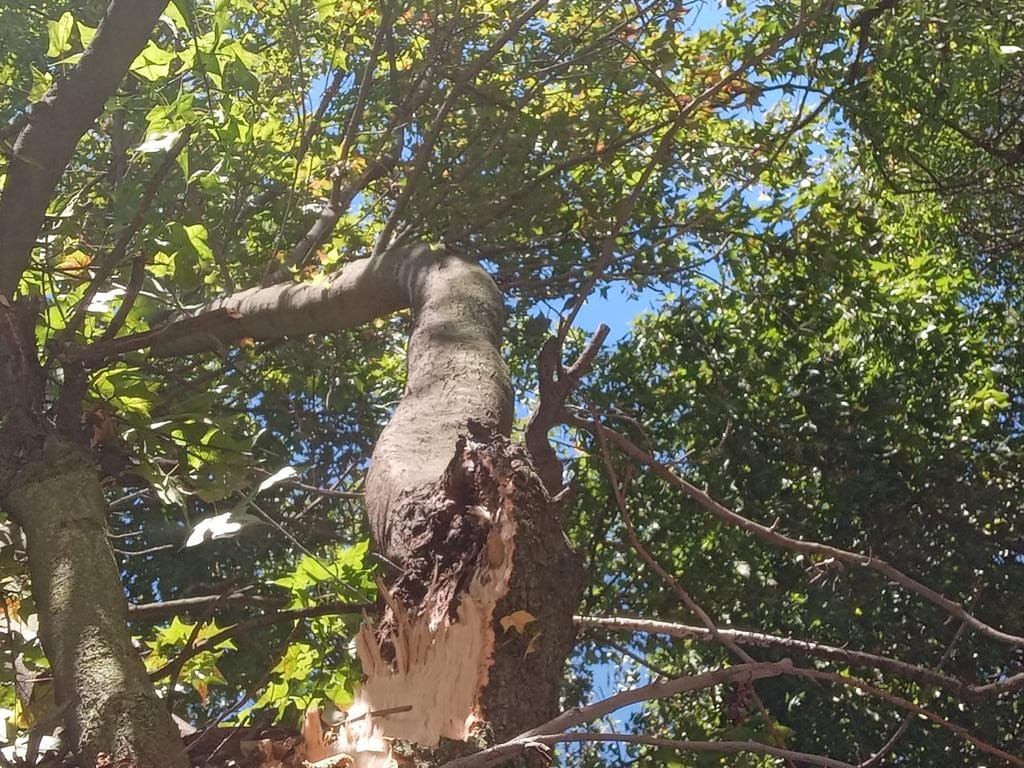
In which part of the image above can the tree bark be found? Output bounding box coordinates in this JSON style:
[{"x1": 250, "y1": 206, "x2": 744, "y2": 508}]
[
  {"x1": 1, "y1": 442, "x2": 187, "y2": 767},
  {"x1": 363, "y1": 248, "x2": 586, "y2": 744},
  {"x1": 1, "y1": 297, "x2": 186, "y2": 765},
  {"x1": 92, "y1": 244, "x2": 586, "y2": 760},
  {"x1": 0, "y1": 0, "x2": 170, "y2": 297}
]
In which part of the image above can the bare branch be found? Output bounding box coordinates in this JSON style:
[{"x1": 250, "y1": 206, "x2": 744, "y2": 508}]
[
  {"x1": 588, "y1": 404, "x2": 797, "y2": 764},
  {"x1": 567, "y1": 412, "x2": 1024, "y2": 648},
  {"x1": 438, "y1": 660, "x2": 796, "y2": 768},
  {"x1": 575, "y1": 615, "x2": 1024, "y2": 700},
  {"x1": 797, "y1": 667, "x2": 1024, "y2": 766},
  {"x1": 440, "y1": 653, "x2": 1023, "y2": 768},
  {"x1": 128, "y1": 592, "x2": 288, "y2": 620},
  {"x1": 501, "y1": 734, "x2": 856, "y2": 768}
]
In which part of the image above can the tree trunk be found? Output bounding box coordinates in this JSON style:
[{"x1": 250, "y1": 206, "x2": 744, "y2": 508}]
[
  {"x1": 81, "y1": 244, "x2": 587, "y2": 762},
  {"x1": 326, "y1": 247, "x2": 585, "y2": 766},
  {"x1": 2, "y1": 442, "x2": 187, "y2": 767},
  {"x1": 1, "y1": 300, "x2": 186, "y2": 766},
  {"x1": 362, "y1": 247, "x2": 586, "y2": 740}
]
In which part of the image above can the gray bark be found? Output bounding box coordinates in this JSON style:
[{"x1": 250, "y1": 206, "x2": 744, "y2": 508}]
[
  {"x1": 2, "y1": 442, "x2": 187, "y2": 767},
  {"x1": 82, "y1": 243, "x2": 586, "y2": 745}
]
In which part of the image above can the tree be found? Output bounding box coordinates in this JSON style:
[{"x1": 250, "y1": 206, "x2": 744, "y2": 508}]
[{"x1": 0, "y1": 1, "x2": 1022, "y2": 767}]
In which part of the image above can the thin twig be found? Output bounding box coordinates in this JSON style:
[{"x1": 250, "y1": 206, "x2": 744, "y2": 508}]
[
  {"x1": 567, "y1": 411, "x2": 1024, "y2": 647},
  {"x1": 100, "y1": 251, "x2": 147, "y2": 340},
  {"x1": 63, "y1": 124, "x2": 194, "y2": 341},
  {"x1": 575, "y1": 615, "x2": 1024, "y2": 699},
  {"x1": 555, "y1": 2, "x2": 826, "y2": 346},
  {"x1": 129, "y1": 591, "x2": 287, "y2": 619},
  {"x1": 372, "y1": 0, "x2": 551, "y2": 255},
  {"x1": 149, "y1": 602, "x2": 371, "y2": 681}
]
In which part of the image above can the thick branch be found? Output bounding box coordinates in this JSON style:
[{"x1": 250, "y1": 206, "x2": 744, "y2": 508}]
[
  {"x1": 0, "y1": 0, "x2": 168, "y2": 297},
  {"x1": 441, "y1": 654, "x2": 1023, "y2": 768},
  {"x1": 75, "y1": 244, "x2": 427, "y2": 360}
]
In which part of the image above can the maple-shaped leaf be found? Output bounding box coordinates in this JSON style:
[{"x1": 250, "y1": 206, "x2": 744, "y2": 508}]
[{"x1": 499, "y1": 610, "x2": 536, "y2": 635}]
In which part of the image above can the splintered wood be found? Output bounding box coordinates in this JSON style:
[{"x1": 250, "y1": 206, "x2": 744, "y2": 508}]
[{"x1": 304, "y1": 463, "x2": 518, "y2": 768}]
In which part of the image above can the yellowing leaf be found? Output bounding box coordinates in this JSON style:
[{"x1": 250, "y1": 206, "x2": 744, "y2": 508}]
[
  {"x1": 47, "y1": 12, "x2": 75, "y2": 58},
  {"x1": 55, "y1": 249, "x2": 93, "y2": 271},
  {"x1": 499, "y1": 610, "x2": 536, "y2": 635}
]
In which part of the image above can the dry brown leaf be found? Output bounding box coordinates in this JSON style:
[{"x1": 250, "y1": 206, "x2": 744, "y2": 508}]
[{"x1": 499, "y1": 610, "x2": 536, "y2": 635}]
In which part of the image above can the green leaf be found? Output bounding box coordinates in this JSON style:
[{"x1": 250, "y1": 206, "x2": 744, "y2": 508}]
[
  {"x1": 47, "y1": 12, "x2": 75, "y2": 58},
  {"x1": 131, "y1": 42, "x2": 176, "y2": 81}
]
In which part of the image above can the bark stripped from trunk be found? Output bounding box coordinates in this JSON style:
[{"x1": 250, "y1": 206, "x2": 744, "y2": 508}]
[
  {"x1": 301, "y1": 246, "x2": 585, "y2": 766},
  {"x1": 74, "y1": 244, "x2": 585, "y2": 763}
]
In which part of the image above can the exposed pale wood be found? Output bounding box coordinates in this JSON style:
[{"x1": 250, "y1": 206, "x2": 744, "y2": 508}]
[{"x1": 309, "y1": 480, "x2": 518, "y2": 767}]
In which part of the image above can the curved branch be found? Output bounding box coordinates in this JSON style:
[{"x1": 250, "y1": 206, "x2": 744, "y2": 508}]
[
  {"x1": 439, "y1": 655, "x2": 1023, "y2": 768},
  {"x1": 438, "y1": 660, "x2": 797, "y2": 768},
  {"x1": 75, "y1": 244, "x2": 428, "y2": 360},
  {"x1": 576, "y1": 615, "x2": 1024, "y2": 700}
]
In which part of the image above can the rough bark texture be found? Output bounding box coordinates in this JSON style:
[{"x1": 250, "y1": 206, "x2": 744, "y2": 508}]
[
  {"x1": 292, "y1": 246, "x2": 585, "y2": 767},
  {"x1": 2, "y1": 300, "x2": 184, "y2": 765},
  {"x1": 471, "y1": 439, "x2": 586, "y2": 739},
  {"x1": 363, "y1": 248, "x2": 584, "y2": 744},
  {"x1": 364, "y1": 246, "x2": 513, "y2": 556},
  {"x1": 2, "y1": 442, "x2": 187, "y2": 767}
]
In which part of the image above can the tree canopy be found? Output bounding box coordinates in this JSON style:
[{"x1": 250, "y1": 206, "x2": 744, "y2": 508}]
[{"x1": 1, "y1": 0, "x2": 1022, "y2": 766}]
